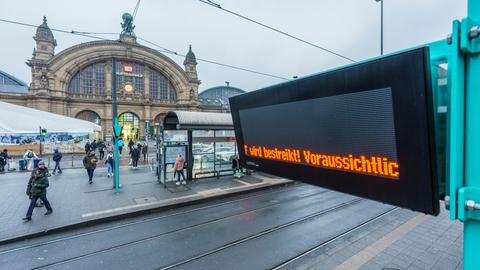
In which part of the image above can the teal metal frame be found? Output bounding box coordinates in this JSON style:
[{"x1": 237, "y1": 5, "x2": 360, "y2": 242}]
[{"x1": 428, "y1": 1, "x2": 480, "y2": 269}]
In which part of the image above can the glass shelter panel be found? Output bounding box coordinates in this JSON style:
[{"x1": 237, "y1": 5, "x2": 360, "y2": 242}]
[
  {"x1": 214, "y1": 130, "x2": 237, "y2": 176},
  {"x1": 192, "y1": 130, "x2": 215, "y2": 179}
]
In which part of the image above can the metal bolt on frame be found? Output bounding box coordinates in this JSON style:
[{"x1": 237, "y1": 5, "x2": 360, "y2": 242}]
[
  {"x1": 465, "y1": 200, "x2": 480, "y2": 211},
  {"x1": 468, "y1": 26, "x2": 480, "y2": 40}
]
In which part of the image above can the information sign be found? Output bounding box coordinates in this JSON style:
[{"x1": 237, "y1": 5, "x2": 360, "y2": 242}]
[{"x1": 230, "y1": 47, "x2": 439, "y2": 215}]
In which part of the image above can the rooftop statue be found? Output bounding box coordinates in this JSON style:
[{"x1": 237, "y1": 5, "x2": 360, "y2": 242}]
[{"x1": 121, "y1": 13, "x2": 135, "y2": 36}]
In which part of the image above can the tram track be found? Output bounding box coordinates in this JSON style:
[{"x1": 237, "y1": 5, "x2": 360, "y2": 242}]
[
  {"x1": 1, "y1": 185, "x2": 330, "y2": 269},
  {"x1": 0, "y1": 182, "x2": 309, "y2": 255},
  {"x1": 32, "y1": 197, "x2": 363, "y2": 270},
  {"x1": 156, "y1": 198, "x2": 365, "y2": 270},
  {"x1": 270, "y1": 207, "x2": 399, "y2": 270}
]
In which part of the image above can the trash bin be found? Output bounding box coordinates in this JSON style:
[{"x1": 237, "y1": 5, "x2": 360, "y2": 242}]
[
  {"x1": 19, "y1": 159, "x2": 26, "y2": 171},
  {"x1": 33, "y1": 158, "x2": 42, "y2": 169}
]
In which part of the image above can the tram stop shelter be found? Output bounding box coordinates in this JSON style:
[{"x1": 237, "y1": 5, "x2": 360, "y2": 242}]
[{"x1": 161, "y1": 111, "x2": 236, "y2": 186}]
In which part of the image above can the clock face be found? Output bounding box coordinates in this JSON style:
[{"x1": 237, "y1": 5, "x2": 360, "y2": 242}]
[{"x1": 124, "y1": 83, "x2": 134, "y2": 92}]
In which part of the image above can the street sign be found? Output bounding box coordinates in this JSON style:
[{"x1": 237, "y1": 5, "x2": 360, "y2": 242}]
[
  {"x1": 230, "y1": 47, "x2": 439, "y2": 215},
  {"x1": 113, "y1": 118, "x2": 123, "y2": 137}
]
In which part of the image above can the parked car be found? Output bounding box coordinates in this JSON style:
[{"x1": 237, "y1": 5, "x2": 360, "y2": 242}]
[{"x1": 215, "y1": 146, "x2": 236, "y2": 162}]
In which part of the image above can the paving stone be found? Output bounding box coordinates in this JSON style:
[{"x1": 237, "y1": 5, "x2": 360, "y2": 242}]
[{"x1": 0, "y1": 168, "x2": 288, "y2": 242}]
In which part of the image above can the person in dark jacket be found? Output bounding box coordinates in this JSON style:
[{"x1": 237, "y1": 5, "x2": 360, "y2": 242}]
[
  {"x1": 91, "y1": 140, "x2": 98, "y2": 154},
  {"x1": 22, "y1": 161, "x2": 53, "y2": 221},
  {"x1": 98, "y1": 140, "x2": 106, "y2": 160},
  {"x1": 131, "y1": 145, "x2": 141, "y2": 168},
  {"x1": 105, "y1": 151, "x2": 114, "y2": 177},
  {"x1": 128, "y1": 140, "x2": 134, "y2": 155},
  {"x1": 0, "y1": 149, "x2": 10, "y2": 172},
  {"x1": 52, "y1": 148, "x2": 63, "y2": 174},
  {"x1": 84, "y1": 141, "x2": 91, "y2": 153},
  {"x1": 83, "y1": 151, "x2": 97, "y2": 184},
  {"x1": 142, "y1": 143, "x2": 148, "y2": 162},
  {"x1": 232, "y1": 155, "x2": 240, "y2": 174}
]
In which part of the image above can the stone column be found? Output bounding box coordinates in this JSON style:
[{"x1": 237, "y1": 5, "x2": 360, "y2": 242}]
[
  {"x1": 144, "y1": 67, "x2": 150, "y2": 99},
  {"x1": 105, "y1": 61, "x2": 112, "y2": 97}
]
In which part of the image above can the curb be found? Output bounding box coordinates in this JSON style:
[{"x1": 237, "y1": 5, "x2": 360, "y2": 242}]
[{"x1": 0, "y1": 180, "x2": 295, "y2": 246}]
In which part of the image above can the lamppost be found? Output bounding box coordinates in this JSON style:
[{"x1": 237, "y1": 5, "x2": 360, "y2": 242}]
[{"x1": 375, "y1": 0, "x2": 384, "y2": 55}]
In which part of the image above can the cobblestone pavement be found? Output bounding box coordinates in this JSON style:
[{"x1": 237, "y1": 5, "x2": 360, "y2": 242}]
[
  {"x1": 280, "y1": 202, "x2": 463, "y2": 270},
  {"x1": 0, "y1": 166, "x2": 291, "y2": 242}
]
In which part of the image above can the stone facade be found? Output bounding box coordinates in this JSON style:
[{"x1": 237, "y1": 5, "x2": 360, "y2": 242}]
[{"x1": 0, "y1": 16, "x2": 220, "y2": 139}]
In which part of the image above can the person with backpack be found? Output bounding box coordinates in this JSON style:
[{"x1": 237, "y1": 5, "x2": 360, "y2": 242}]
[
  {"x1": 83, "y1": 151, "x2": 97, "y2": 184},
  {"x1": 23, "y1": 149, "x2": 38, "y2": 171},
  {"x1": 52, "y1": 148, "x2": 63, "y2": 174},
  {"x1": 105, "y1": 151, "x2": 114, "y2": 177},
  {"x1": 22, "y1": 161, "x2": 53, "y2": 222}
]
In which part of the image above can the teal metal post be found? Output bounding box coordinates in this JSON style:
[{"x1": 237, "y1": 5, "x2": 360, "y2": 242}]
[
  {"x1": 113, "y1": 118, "x2": 120, "y2": 193},
  {"x1": 448, "y1": 20, "x2": 466, "y2": 221},
  {"x1": 463, "y1": 1, "x2": 480, "y2": 269},
  {"x1": 112, "y1": 57, "x2": 120, "y2": 193}
]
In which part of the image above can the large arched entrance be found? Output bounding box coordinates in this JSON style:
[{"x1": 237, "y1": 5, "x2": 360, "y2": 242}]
[
  {"x1": 75, "y1": 110, "x2": 101, "y2": 125},
  {"x1": 118, "y1": 112, "x2": 140, "y2": 140}
]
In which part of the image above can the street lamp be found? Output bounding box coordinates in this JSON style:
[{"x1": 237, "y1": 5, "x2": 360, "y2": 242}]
[{"x1": 375, "y1": 0, "x2": 384, "y2": 55}]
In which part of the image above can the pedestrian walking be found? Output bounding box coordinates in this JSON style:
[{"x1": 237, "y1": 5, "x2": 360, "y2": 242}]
[
  {"x1": 22, "y1": 161, "x2": 53, "y2": 222},
  {"x1": 91, "y1": 140, "x2": 98, "y2": 155},
  {"x1": 83, "y1": 151, "x2": 97, "y2": 184},
  {"x1": 0, "y1": 149, "x2": 10, "y2": 172},
  {"x1": 128, "y1": 139, "x2": 134, "y2": 155},
  {"x1": 98, "y1": 140, "x2": 106, "y2": 160},
  {"x1": 131, "y1": 145, "x2": 140, "y2": 168},
  {"x1": 118, "y1": 139, "x2": 124, "y2": 155},
  {"x1": 174, "y1": 154, "x2": 186, "y2": 185},
  {"x1": 107, "y1": 143, "x2": 113, "y2": 153},
  {"x1": 23, "y1": 149, "x2": 38, "y2": 171},
  {"x1": 52, "y1": 148, "x2": 63, "y2": 174},
  {"x1": 84, "y1": 140, "x2": 91, "y2": 154},
  {"x1": 142, "y1": 142, "x2": 148, "y2": 162},
  {"x1": 105, "y1": 151, "x2": 114, "y2": 177}
]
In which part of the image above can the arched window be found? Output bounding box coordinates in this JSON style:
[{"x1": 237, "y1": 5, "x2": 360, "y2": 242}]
[
  {"x1": 75, "y1": 110, "x2": 101, "y2": 125},
  {"x1": 118, "y1": 112, "x2": 140, "y2": 140},
  {"x1": 149, "y1": 69, "x2": 177, "y2": 102},
  {"x1": 68, "y1": 63, "x2": 106, "y2": 96}
]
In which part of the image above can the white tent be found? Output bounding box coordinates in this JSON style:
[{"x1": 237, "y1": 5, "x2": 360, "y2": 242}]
[{"x1": 0, "y1": 101, "x2": 101, "y2": 134}]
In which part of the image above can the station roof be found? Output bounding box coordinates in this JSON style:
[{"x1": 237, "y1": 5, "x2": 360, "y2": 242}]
[
  {"x1": 163, "y1": 111, "x2": 233, "y2": 130},
  {"x1": 0, "y1": 70, "x2": 29, "y2": 94},
  {"x1": 0, "y1": 101, "x2": 101, "y2": 134}
]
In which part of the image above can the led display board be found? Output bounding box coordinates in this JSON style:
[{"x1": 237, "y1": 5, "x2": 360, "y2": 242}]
[{"x1": 230, "y1": 47, "x2": 439, "y2": 215}]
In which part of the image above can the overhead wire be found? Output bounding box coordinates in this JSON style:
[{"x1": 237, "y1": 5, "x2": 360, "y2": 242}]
[
  {"x1": 199, "y1": 0, "x2": 357, "y2": 63},
  {"x1": 0, "y1": 18, "x2": 289, "y2": 80},
  {"x1": 132, "y1": 0, "x2": 141, "y2": 20}
]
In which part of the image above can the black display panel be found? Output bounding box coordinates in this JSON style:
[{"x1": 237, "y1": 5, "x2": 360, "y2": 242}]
[{"x1": 230, "y1": 47, "x2": 439, "y2": 215}]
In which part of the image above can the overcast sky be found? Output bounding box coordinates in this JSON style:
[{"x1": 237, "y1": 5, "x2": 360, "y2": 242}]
[{"x1": 0, "y1": 0, "x2": 467, "y2": 92}]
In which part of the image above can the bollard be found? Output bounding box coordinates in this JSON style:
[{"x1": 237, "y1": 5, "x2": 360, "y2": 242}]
[
  {"x1": 71, "y1": 155, "x2": 74, "y2": 167},
  {"x1": 47, "y1": 157, "x2": 51, "y2": 169}
]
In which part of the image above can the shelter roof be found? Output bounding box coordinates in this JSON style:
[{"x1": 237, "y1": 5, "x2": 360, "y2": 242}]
[{"x1": 163, "y1": 111, "x2": 233, "y2": 130}]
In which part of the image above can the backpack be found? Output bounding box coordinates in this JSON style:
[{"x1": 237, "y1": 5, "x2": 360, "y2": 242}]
[{"x1": 27, "y1": 152, "x2": 33, "y2": 158}]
